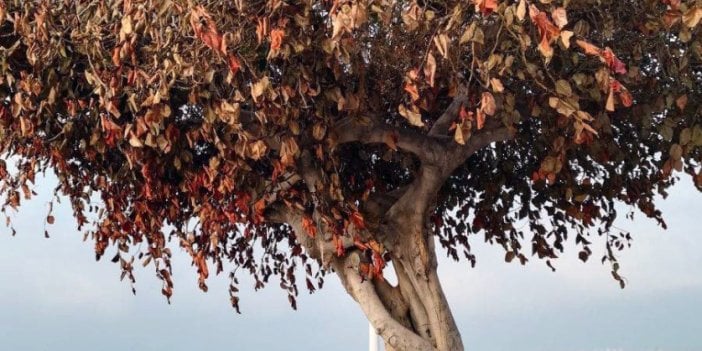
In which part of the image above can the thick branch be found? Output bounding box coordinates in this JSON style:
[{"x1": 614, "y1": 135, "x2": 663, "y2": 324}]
[
  {"x1": 333, "y1": 253, "x2": 436, "y2": 351},
  {"x1": 428, "y1": 94, "x2": 469, "y2": 137},
  {"x1": 373, "y1": 277, "x2": 412, "y2": 330},
  {"x1": 394, "y1": 252, "x2": 464, "y2": 351},
  {"x1": 394, "y1": 258, "x2": 433, "y2": 341},
  {"x1": 452, "y1": 123, "x2": 514, "y2": 168},
  {"x1": 334, "y1": 118, "x2": 444, "y2": 164}
]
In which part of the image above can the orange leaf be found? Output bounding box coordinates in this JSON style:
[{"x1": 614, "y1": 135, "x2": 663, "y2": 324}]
[
  {"x1": 270, "y1": 28, "x2": 285, "y2": 51},
  {"x1": 576, "y1": 40, "x2": 602, "y2": 56},
  {"x1": 606, "y1": 86, "x2": 616, "y2": 112},
  {"x1": 683, "y1": 7, "x2": 702, "y2": 28},
  {"x1": 474, "y1": 0, "x2": 498, "y2": 15},
  {"x1": 256, "y1": 18, "x2": 269, "y2": 44},
  {"x1": 663, "y1": 0, "x2": 682, "y2": 11},
  {"x1": 403, "y1": 82, "x2": 420, "y2": 102},
  {"x1": 619, "y1": 89, "x2": 633, "y2": 108},
  {"x1": 302, "y1": 216, "x2": 317, "y2": 238},
  {"x1": 190, "y1": 6, "x2": 223, "y2": 53},
  {"x1": 663, "y1": 10, "x2": 682, "y2": 28}
]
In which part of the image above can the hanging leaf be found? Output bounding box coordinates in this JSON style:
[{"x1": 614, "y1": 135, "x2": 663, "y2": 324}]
[
  {"x1": 424, "y1": 52, "x2": 437, "y2": 88},
  {"x1": 398, "y1": 104, "x2": 425, "y2": 127}
]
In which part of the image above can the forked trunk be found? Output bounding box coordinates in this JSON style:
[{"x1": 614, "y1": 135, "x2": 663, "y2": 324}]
[{"x1": 332, "y1": 224, "x2": 464, "y2": 351}]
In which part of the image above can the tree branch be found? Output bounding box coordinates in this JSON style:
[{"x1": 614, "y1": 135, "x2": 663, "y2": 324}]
[
  {"x1": 428, "y1": 94, "x2": 469, "y2": 137},
  {"x1": 333, "y1": 118, "x2": 445, "y2": 164},
  {"x1": 451, "y1": 123, "x2": 514, "y2": 168}
]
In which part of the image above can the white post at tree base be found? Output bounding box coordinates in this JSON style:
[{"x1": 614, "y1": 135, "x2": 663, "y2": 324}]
[{"x1": 369, "y1": 322, "x2": 379, "y2": 351}]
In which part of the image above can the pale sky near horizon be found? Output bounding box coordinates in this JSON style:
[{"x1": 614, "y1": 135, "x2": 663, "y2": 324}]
[{"x1": 0, "y1": 174, "x2": 700, "y2": 351}]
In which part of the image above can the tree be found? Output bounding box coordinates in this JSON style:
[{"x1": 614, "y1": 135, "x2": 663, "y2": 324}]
[{"x1": 1, "y1": 0, "x2": 701, "y2": 349}]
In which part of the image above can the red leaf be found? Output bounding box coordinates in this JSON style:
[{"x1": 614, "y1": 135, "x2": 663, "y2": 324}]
[
  {"x1": 301, "y1": 216, "x2": 317, "y2": 238},
  {"x1": 350, "y1": 211, "x2": 365, "y2": 230},
  {"x1": 619, "y1": 89, "x2": 633, "y2": 108},
  {"x1": 333, "y1": 234, "x2": 345, "y2": 257},
  {"x1": 404, "y1": 82, "x2": 420, "y2": 102},
  {"x1": 603, "y1": 48, "x2": 627, "y2": 74},
  {"x1": 228, "y1": 55, "x2": 241, "y2": 75},
  {"x1": 474, "y1": 0, "x2": 498, "y2": 15}
]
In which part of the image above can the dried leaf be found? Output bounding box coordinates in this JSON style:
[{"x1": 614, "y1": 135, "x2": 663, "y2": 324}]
[
  {"x1": 490, "y1": 78, "x2": 504, "y2": 93},
  {"x1": 270, "y1": 28, "x2": 285, "y2": 51},
  {"x1": 516, "y1": 0, "x2": 527, "y2": 22},
  {"x1": 576, "y1": 40, "x2": 601, "y2": 56},
  {"x1": 676, "y1": 94, "x2": 688, "y2": 111},
  {"x1": 480, "y1": 92, "x2": 497, "y2": 116},
  {"x1": 433, "y1": 34, "x2": 450, "y2": 58},
  {"x1": 424, "y1": 52, "x2": 437, "y2": 88},
  {"x1": 560, "y1": 30, "x2": 574, "y2": 48},
  {"x1": 398, "y1": 104, "x2": 425, "y2": 127},
  {"x1": 552, "y1": 7, "x2": 568, "y2": 29},
  {"x1": 251, "y1": 77, "x2": 270, "y2": 102},
  {"x1": 683, "y1": 7, "x2": 702, "y2": 28}
]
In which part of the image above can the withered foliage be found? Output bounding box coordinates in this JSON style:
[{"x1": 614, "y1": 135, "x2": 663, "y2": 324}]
[{"x1": 0, "y1": 0, "x2": 701, "y2": 309}]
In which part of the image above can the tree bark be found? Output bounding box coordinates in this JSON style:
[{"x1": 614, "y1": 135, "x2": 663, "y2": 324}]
[
  {"x1": 265, "y1": 106, "x2": 515, "y2": 350},
  {"x1": 272, "y1": 202, "x2": 464, "y2": 350}
]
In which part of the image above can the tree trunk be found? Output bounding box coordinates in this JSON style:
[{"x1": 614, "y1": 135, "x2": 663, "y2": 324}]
[
  {"x1": 275, "y1": 204, "x2": 465, "y2": 350},
  {"x1": 269, "y1": 152, "x2": 470, "y2": 350},
  {"x1": 331, "y1": 224, "x2": 464, "y2": 351}
]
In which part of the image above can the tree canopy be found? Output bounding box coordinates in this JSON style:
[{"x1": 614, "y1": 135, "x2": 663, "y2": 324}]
[{"x1": 1, "y1": 0, "x2": 701, "y2": 349}]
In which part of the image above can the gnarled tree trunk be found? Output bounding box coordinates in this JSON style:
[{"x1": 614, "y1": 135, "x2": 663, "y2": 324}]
[
  {"x1": 266, "y1": 97, "x2": 513, "y2": 350},
  {"x1": 332, "y1": 227, "x2": 464, "y2": 351}
]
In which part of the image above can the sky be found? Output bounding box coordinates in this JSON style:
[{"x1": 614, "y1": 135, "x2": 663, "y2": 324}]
[{"x1": 0, "y1": 175, "x2": 700, "y2": 351}]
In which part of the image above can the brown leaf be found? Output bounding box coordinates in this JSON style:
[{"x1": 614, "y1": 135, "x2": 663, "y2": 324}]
[
  {"x1": 606, "y1": 87, "x2": 616, "y2": 112},
  {"x1": 424, "y1": 52, "x2": 437, "y2": 88},
  {"x1": 476, "y1": 110, "x2": 486, "y2": 130},
  {"x1": 433, "y1": 34, "x2": 449, "y2": 58},
  {"x1": 683, "y1": 7, "x2": 702, "y2": 28},
  {"x1": 248, "y1": 140, "x2": 268, "y2": 160},
  {"x1": 384, "y1": 131, "x2": 399, "y2": 151},
  {"x1": 251, "y1": 77, "x2": 270, "y2": 102},
  {"x1": 480, "y1": 92, "x2": 496, "y2": 116},
  {"x1": 676, "y1": 94, "x2": 688, "y2": 111},
  {"x1": 490, "y1": 78, "x2": 504, "y2": 93},
  {"x1": 398, "y1": 104, "x2": 425, "y2": 127}
]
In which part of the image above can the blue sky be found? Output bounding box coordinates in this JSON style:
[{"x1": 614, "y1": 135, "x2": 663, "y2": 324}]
[{"x1": 0, "y1": 175, "x2": 700, "y2": 351}]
